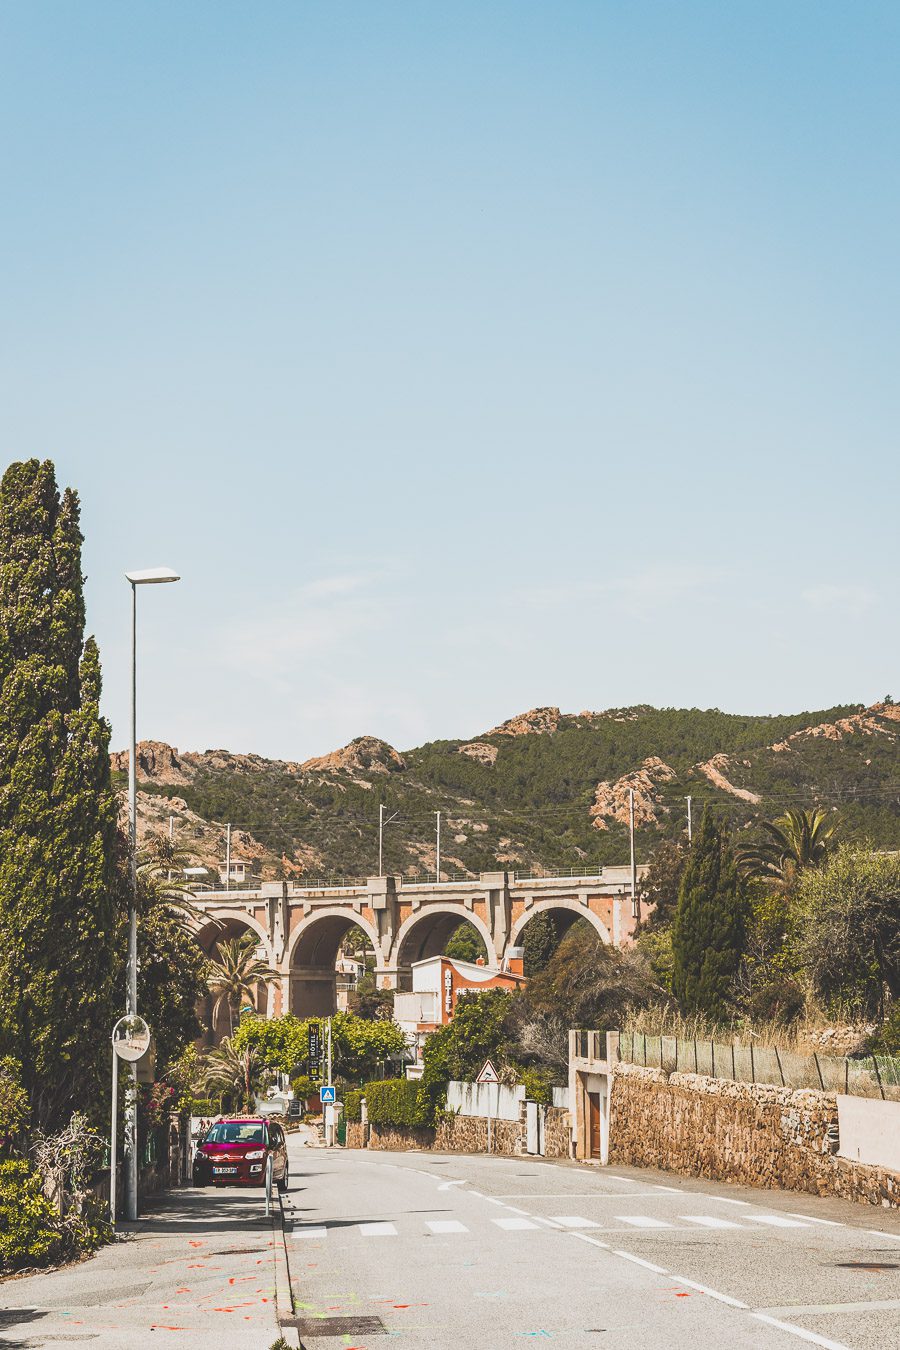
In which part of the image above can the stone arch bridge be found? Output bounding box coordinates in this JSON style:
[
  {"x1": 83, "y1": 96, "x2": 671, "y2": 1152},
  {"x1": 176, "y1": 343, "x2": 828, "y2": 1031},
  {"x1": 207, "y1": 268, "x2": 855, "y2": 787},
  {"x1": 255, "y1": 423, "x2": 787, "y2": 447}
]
[{"x1": 190, "y1": 867, "x2": 645, "y2": 1025}]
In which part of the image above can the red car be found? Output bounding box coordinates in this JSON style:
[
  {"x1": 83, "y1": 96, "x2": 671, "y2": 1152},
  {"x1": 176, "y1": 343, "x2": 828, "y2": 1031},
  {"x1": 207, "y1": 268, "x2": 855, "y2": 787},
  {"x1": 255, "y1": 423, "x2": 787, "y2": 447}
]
[{"x1": 192, "y1": 1115, "x2": 289, "y2": 1190}]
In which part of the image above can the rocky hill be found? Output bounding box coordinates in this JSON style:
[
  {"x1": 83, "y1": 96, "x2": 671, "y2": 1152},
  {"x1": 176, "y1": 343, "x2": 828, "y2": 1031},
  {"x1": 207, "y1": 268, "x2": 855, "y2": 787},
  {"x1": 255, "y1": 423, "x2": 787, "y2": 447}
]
[{"x1": 112, "y1": 701, "x2": 900, "y2": 883}]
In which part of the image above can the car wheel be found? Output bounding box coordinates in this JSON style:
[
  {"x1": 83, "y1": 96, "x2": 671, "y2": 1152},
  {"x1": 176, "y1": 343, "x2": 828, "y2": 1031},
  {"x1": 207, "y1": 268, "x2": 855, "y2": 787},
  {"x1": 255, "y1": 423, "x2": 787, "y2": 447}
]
[{"x1": 277, "y1": 1166, "x2": 289, "y2": 1193}]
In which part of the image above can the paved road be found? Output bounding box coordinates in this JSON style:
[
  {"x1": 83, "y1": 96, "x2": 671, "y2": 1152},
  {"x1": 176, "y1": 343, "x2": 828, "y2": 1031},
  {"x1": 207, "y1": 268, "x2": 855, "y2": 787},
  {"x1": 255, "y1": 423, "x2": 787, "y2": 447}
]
[
  {"x1": 282, "y1": 1140, "x2": 900, "y2": 1350},
  {"x1": 0, "y1": 1186, "x2": 282, "y2": 1349}
]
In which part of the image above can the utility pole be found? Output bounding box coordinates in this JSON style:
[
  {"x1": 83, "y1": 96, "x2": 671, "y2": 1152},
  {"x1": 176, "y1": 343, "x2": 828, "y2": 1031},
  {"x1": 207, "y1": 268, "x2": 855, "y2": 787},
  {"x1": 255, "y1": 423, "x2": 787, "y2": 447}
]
[
  {"x1": 629, "y1": 787, "x2": 639, "y2": 921},
  {"x1": 378, "y1": 804, "x2": 399, "y2": 877},
  {"x1": 435, "y1": 810, "x2": 441, "y2": 882},
  {"x1": 325, "y1": 1017, "x2": 333, "y2": 1148},
  {"x1": 225, "y1": 822, "x2": 231, "y2": 890},
  {"x1": 686, "y1": 795, "x2": 693, "y2": 844}
]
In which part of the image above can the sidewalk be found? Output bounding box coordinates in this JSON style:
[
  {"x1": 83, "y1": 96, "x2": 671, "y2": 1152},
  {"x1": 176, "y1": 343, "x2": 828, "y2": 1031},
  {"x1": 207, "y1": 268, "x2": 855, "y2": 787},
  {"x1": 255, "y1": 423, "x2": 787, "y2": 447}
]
[{"x1": 0, "y1": 1186, "x2": 283, "y2": 1349}]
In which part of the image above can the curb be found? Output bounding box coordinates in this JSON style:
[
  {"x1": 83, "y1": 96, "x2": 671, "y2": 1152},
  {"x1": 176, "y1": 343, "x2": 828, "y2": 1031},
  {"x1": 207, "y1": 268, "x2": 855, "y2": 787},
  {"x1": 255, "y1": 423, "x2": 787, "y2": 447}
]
[{"x1": 272, "y1": 1193, "x2": 299, "y2": 1346}]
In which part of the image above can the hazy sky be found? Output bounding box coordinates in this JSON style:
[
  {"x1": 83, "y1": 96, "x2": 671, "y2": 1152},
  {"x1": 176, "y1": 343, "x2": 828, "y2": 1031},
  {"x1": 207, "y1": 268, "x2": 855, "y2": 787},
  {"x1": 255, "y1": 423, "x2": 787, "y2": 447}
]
[{"x1": 1, "y1": 2, "x2": 897, "y2": 759}]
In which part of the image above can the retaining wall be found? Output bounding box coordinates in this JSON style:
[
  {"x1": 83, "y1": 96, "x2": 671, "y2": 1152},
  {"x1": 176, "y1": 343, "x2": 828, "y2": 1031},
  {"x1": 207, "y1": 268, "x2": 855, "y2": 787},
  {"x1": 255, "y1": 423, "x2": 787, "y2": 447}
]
[
  {"x1": 360, "y1": 1103, "x2": 572, "y2": 1160},
  {"x1": 609, "y1": 1062, "x2": 900, "y2": 1208}
]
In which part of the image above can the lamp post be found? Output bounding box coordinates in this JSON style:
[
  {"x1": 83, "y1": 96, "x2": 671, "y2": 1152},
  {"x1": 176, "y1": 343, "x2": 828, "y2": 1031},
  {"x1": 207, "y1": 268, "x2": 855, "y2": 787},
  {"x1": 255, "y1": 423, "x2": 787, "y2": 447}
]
[{"x1": 124, "y1": 567, "x2": 180, "y2": 1222}]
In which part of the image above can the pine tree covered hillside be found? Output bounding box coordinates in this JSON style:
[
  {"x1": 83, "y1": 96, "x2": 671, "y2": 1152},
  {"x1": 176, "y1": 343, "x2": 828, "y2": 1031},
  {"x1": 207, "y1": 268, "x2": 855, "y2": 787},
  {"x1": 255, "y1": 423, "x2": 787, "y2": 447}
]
[{"x1": 112, "y1": 701, "x2": 900, "y2": 883}]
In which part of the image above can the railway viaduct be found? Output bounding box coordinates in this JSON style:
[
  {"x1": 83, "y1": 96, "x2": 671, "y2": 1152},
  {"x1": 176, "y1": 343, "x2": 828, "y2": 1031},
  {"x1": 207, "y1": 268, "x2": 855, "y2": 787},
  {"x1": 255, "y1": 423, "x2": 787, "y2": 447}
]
[{"x1": 189, "y1": 866, "x2": 646, "y2": 1026}]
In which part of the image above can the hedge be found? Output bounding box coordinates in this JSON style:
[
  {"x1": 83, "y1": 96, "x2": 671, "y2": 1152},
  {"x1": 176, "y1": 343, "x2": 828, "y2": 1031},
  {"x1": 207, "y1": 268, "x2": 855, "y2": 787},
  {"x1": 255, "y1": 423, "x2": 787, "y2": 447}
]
[
  {"x1": 363, "y1": 1079, "x2": 431, "y2": 1129},
  {"x1": 343, "y1": 1089, "x2": 365, "y2": 1123}
]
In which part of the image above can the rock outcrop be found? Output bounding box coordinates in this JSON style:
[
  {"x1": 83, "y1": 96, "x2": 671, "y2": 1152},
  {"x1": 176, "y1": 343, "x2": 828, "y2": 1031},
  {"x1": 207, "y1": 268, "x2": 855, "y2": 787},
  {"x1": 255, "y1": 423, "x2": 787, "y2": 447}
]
[
  {"x1": 590, "y1": 757, "x2": 678, "y2": 830},
  {"x1": 487, "y1": 707, "x2": 561, "y2": 737},
  {"x1": 300, "y1": 736, "x2": 405, "y2": 776}
]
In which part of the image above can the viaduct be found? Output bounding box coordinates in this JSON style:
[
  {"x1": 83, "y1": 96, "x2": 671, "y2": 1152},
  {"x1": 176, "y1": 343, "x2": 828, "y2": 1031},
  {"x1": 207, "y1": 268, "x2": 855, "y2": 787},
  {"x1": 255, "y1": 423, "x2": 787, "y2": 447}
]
[{"x1": 189, "y1": 866, "x2": 646, "y2": 1028}]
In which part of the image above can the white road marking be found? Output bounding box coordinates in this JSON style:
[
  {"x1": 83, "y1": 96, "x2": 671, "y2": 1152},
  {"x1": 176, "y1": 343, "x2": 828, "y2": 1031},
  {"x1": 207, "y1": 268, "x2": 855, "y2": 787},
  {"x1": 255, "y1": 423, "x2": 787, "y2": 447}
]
[
  {"x1": 668, "y1": 1275, "x2": 748, "y2": 1308},
  {"x1": 783, "y1": 1212, "x2": 843, "y2": 1227},
  {"x1": 426, "y1": 1220, "x2": 469, "y2": 1234},
  {"x1": 437, "y1": 1180, "x2": 466, "y2": 1191},
  {"x1": 533, "y1": 1217, "x2": 564, "y2": 1229},
  {"x1": 612, "y1": 1249, "x2": 669, "y2": 1274},
  {"x1": 492, "y1": 1217, "x2": 540, "y2": 1231},
  {"x1": 681, "y1": 1215, "x2": 742, "y2": 1230},
  {"x1": 484, "y1": 1196, "x2": 513, "y2": 1207},
  {"x1": 617, "y1": 1215, "x2": 672, "y2": 1228},
  {"x1": 504, "y1": 1206, "x2": 532, "y2": 1215},
  {"x1": 570, "y1": 1232, "x2": 611, "y2": 1250},
  {"x1": 291, "y1": 1226, "x2": 327, "y2": 1240},
  {"x1": 751, "y1": 1314, "x2": 851, "y2": 1349},
  {"x1": 359, "y1": 1222, "x2": 398, "y2": 1237},
  {"x1": 715, "y1": 1197, "x2": 752, "y2": 1206},
  {"x1": 549, "y1": 1216, "x2": 601, "y2": 1229},
  {"x1": 747, "y1": 1214, "x2": 811, "y2": 1228},
  {"x1": 865, "y1": 1228, "x2": 900, "y2": 1242}
]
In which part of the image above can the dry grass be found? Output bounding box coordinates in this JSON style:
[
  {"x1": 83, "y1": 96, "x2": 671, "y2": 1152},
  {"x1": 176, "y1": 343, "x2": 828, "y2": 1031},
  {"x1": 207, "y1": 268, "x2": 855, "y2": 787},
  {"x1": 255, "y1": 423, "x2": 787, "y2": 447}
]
[{"x1": 621, "y1": 1005, "x2": 874, "y2": 1055}]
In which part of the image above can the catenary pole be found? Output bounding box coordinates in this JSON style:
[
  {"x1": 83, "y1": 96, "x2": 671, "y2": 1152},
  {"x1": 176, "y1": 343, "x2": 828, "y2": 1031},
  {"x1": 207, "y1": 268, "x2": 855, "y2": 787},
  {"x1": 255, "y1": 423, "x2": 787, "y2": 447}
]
[
  {"x1": 435, "y1": 811, "x2": 441, "y2": 882},
  {"x1": 686, "y1": 795, "x2": 693, "y2": 843},
  {"x1": 629, "y1": 787, "x2": 639, "y2": 921},
  {"x1": 225, "y1": 822, "x2": 231, "y2": 889}
]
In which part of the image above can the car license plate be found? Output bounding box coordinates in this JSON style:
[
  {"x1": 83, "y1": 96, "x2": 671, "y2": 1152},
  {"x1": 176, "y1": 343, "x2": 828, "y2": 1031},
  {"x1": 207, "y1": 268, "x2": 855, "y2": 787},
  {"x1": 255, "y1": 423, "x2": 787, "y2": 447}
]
[{"x1": 213, "y1": 1166, "x2": 238, "y2": 1175}]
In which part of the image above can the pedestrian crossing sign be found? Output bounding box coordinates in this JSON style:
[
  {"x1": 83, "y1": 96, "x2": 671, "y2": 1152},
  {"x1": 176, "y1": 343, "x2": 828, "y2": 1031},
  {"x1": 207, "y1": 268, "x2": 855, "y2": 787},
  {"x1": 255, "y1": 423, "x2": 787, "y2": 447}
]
[{"x1": 320, "y1": 1085, "x2": 336, "y2": 1104}]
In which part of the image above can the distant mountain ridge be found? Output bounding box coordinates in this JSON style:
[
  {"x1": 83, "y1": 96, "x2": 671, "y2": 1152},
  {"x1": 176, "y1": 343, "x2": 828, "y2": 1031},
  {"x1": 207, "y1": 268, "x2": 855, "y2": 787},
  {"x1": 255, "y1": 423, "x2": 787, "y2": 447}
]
[{"x1": 112, "y1": 701, "x2": 900, "y2": 882}]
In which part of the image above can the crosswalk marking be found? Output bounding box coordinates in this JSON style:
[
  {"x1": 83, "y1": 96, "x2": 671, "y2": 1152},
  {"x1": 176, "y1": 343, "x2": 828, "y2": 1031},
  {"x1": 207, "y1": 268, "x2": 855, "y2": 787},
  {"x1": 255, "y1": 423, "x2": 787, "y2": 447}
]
[
  {"x1": 681, "y1": 1216, "x2": 742, "y2": 1229},
  {"x1": 549, "y1": 1216, "x2": 600, "y2": 1229},
  {"x1": 747, "y1": 1215, "x2": 811, "y2": 1229},
  {"x1": 359, "y1": 1222, "x2": 398, "y2": 1236},
  {"x1": 426, "y1": 1220, "x2": 469, "y2": 1234},
  {"x1": 617, "y1": 1216, "x2": 672, "y2": 1228},
  {"x1": 492, "y1": 1217, "x2": 540, "y2": 1231},
  {"x1": 291, "y1": 1226, "x2": 327, "y2": 1240}
]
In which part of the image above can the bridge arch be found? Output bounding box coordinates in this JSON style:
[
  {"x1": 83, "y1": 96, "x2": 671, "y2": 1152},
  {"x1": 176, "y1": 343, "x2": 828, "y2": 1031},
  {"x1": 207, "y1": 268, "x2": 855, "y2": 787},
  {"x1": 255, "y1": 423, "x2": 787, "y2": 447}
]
[
  {"x1": 191, "y1": 909, "x2": 277, "y2": 1043},
  {"x1": 509, "y1": 898, "x2": 611, "y2": 956},
  {"x1": 288, "y1": 908, "x2": 385, "y2": 1019},
  {"x1": 392, "y1": 905, "x2": 496, "y2": 988}
]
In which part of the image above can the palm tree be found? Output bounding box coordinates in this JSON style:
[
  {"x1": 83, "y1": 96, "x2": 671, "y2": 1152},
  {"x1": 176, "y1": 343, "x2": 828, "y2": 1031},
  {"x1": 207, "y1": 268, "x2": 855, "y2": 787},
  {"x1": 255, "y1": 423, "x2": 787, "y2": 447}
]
[
  {"x1": 201, "y1": 1037, "x2": 260, "y2": 1113},
  {"x1": 136, "y1": 833, "x2": 207, "y2": 927},
  {"x1": 736, "y1": 807, "x2": 836, "y2": 886},
  {"x1": 207, "y1": 931, "x2": 280, "y2": 1035}
]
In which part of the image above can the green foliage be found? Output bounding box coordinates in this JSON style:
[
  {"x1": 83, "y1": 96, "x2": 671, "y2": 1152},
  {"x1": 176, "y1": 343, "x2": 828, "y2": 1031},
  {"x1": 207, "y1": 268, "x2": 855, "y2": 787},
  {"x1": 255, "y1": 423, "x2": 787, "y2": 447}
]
[
  {"x1": 343, "y1": 1088, "x2": 365, "y2": 1122},
  {"x1": 639, "y1": 839, "x2": 687, "y2": 930},
  {"x1": 797, "y1": 845, "x2": 900, "y2": 1017},
  {"x1": 671, "y1": 809, "x2": 747, "y2": 1020},
  {"x1": 233, "y1": 1011, "x2": 407, "y2": 1086},
  {"x1": 207, "y1": 932, "x2": 280, "y2": 1036},
  {"x1": 289, "y1": 1074, "x2": 317, "y2": 1103},
  {"x1": 421, "y1": 989, "x2": 513, "y2": 1092},
  {"x1": 522, "y1": 910, "x2": 561, "y2": 975},
  {"x1": 443, "y1": 922, "x2": 487, "y2": 963},
  {"x1": 202, "y1": 1037, "x2": 260, "y2": 1112},
  {"x1": 871, "y1": 1004, "x2": 900, "y2": 1055},
  {"x1": 0, "y1": 1159, "x2": 65, "y2": 1270},
  {"x1": 634, "y1": 926, "x2": 675, "y2": 994},
  {"x1": 0, "y1": 1057, "x2": 29, "y2": 1146},
  {"x1": 736, "y1": 808, "x2": 837, "y2": 886},
  {"x1": 138, "y1": 908, "x2": 209, "y2": 1070},
  {"x1": 0, "y1": 461, "x2": 119, "y2": 1129},
  {"x1": 519, "y1": 1066, "x2": 553, "y2": 1104},
  {"x1": 525, "y1": 922, "x2": 663, "y2": 1027},
  {"x1": 364, "y1": 1078, "x2": 430, "y2": 1129}
]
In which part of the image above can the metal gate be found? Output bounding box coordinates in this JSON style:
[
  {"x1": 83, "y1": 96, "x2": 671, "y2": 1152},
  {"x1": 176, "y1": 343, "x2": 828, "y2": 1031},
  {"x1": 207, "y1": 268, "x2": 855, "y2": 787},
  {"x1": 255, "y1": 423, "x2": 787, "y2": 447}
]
[{"x1": 525, "y1": 1100, "x2": 544, "y2": 1155}]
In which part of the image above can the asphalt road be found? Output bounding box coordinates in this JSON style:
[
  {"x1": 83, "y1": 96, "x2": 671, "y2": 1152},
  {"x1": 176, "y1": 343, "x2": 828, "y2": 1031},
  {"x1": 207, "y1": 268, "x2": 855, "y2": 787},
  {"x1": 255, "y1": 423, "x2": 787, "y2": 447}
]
[{"x1": 282, "y1": 1139, "x2": 900, "y2": 1350}]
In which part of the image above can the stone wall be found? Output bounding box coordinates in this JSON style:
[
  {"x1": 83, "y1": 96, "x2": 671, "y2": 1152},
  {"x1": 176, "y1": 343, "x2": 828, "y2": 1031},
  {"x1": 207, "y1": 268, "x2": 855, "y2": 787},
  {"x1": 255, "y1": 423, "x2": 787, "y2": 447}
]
[
  {"x1": 357, "y1": 1105, "x2": 572, "y2": 1160},
  {"x1": 367, "y1": 1123, "x2": 436, "y2": 1151},
  {"x1": 346, "y1": 1121, "x2": 366, "y2": 1150},
  {"x1": 609, "y1": 1062, "x2": 900, "y2": 1208},
  {"x1": 543, "y1": 1106, "x2": 572, "y2": 1159}
]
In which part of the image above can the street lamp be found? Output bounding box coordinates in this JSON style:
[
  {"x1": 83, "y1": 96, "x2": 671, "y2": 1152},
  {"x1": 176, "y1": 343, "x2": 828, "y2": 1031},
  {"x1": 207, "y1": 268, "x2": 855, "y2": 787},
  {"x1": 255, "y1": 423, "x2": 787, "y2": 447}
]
[{"x1": 124, "y1": 566, "x2": 180, "y2": 1222}]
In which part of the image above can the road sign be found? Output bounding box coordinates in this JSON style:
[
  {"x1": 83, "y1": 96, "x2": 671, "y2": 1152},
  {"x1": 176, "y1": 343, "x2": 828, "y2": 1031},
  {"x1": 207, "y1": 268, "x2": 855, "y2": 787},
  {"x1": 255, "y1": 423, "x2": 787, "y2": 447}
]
[
  {"x1": 112, "y1": 1015, "x2": 151, "y2": 1063},
  {"x1": 308, "y1": 1021, "x2": 321, "y2": 1063},
  {"x1": 476, "y1": 1058, "x2": 500, "y2": 1086},
  {"x1": 320, "y1": 1085, "x2": 336, "y2": 1104}
]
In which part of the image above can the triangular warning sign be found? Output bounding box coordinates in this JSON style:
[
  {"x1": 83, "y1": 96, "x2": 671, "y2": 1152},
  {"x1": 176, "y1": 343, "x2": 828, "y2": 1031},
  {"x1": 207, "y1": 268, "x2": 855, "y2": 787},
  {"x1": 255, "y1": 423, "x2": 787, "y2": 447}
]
[{"x1": 476, "y1": 1058, "x2": 500, "y2": 1085}]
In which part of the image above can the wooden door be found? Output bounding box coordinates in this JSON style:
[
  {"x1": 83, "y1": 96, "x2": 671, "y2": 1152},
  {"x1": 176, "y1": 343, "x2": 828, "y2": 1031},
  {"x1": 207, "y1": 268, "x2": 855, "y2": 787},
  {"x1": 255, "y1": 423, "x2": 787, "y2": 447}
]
[{"x1": 588, "y1": 1092, "x2": 602, "y2": 1159}]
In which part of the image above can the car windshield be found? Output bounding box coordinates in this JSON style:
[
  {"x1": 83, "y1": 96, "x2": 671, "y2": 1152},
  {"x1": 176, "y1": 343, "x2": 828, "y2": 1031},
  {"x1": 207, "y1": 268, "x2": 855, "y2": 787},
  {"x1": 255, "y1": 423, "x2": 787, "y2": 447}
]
[{"x1": 203, "y1": 1122, "x2": 265, "y2": 1145}]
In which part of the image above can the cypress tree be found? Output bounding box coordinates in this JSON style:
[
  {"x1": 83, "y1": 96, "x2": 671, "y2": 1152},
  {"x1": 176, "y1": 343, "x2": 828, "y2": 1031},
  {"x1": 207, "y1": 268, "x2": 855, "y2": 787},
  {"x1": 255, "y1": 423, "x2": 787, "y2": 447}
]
[
  {"x1": 0, "y1": 460, "x2": 119, "y2": 1129},
  {"x1": 522, "y1": 909, "x2": 561, "y2": 975},
  {"x1": 671, "y1": 807, "x2": 745, "y2": 1020}
]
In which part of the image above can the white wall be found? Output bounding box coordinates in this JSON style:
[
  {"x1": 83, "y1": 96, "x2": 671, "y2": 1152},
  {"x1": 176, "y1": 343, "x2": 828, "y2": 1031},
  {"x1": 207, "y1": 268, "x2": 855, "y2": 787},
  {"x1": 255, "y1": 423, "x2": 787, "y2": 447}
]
[
  {"x1": 447, "y1": 1080, "x2": 524, "y2": 1121},
  {"x1": 837, "y1": 1095, "x2": 900, "y2": 1173}
]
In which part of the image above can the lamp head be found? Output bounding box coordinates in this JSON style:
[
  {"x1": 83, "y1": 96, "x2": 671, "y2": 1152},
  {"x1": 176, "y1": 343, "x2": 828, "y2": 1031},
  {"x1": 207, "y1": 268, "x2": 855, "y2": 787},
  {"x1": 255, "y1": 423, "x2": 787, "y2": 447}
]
[{"x1": 125, "y1": 568, "x2": 180, "y2": 585}]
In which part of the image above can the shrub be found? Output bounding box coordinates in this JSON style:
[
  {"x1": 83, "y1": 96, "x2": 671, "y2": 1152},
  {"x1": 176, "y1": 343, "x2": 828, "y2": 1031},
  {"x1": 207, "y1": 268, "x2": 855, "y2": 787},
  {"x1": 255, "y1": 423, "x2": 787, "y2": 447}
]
[
  {"x1": 343, "y1": 1088, "x2": 365, "y2": 1123},
  {"x1": 0, "y1": 1159, "x2": 64, "y2": 1270},
  {"x1": 289, "y1": 1074, "x2": 317, "y2": 1103},
  {"x1": 519, "y1": 1067, "x2": 554, "y2": 1105},
  {"x1": 748, "y1": 978, "x2": 806, "y2": 1025},
  {"x1": 871, "y1": 1004, "x2": 900, "y2": 1056},
  {"x1": 0, "y1": 1057, "x2": 29, "y2": 1151},
  {"x1": 364, "y1": 1079, "x2": 430, "y2": 1129}
]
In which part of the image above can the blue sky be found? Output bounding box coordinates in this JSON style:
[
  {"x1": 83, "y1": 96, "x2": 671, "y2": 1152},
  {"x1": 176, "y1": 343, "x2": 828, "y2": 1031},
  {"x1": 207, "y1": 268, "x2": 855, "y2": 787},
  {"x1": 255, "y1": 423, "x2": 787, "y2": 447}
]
[{"x1": 1, "y1": 2, "x2": 897, "y2": 759}]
